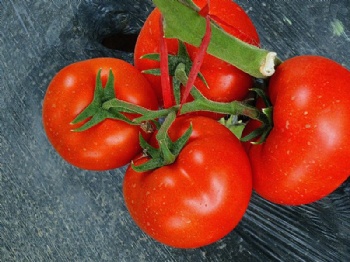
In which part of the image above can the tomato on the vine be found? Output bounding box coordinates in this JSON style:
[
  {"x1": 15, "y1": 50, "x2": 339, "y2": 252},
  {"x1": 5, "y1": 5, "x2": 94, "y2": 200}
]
[
  {"x1": 134, "y1": 0, "x2": 260, "y2": 106},
  {"x1": 246, "y1": 55, "x2": 350, "y2": 205},
  {"x1": 123, "y1": 116, "x2": 252, "y2": 248},
  {"x1": 42, "y1": 58, "x2": 158, "y2": 171}
]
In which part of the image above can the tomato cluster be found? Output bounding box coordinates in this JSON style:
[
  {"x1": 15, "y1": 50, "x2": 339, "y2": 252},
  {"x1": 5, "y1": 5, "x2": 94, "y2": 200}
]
[{"x1": 42, "y1": 0, "x2": 350, "y2": 249}]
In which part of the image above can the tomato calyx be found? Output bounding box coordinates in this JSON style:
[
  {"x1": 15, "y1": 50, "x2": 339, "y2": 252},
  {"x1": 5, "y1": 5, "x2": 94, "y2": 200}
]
[
  {"x1": 71, "y1": 69, "x2": 134, "y2": 131},
  {"x1": 132, "y1": 110, "x2": 193, "y2": 172},
  {"x1": 142, "y1": 41, "x2": 208, "y2": 105},
  {"x1": 240, "y1": 107, "x2": 272, "y2": 144},
  {"x1": 240, "y1": 87, "x2": 273, "y2": 144},
  {"x1": 71, "y1": 69, "x2": 158, "y2": 133}
]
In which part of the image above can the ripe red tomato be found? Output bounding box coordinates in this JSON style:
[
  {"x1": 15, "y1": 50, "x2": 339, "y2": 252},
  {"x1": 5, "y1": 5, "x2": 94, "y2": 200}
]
[
  {"x1": 123, "y1": 116, "x2": 252, "y2": 248},
  {"x1": 42, "y1": 58, "x2": 158, "y2": 171},
  {"x1": 134, "y1": 0, "x2": 260, "y2": 105},
  {"x1": 247, "y1": 55, "x2": 350, "y2": 205}
]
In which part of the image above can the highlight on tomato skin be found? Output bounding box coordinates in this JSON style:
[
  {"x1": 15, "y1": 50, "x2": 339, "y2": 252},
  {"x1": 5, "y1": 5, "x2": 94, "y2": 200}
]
[
  {"x1": 42, "y1": 58, "x2": 159, "y2": 171},
  {"x1": 123, "y1": 116, "x2": 253, "y2": 248},
  {"x1": 134, "y1": 0, "x2": 260, "y2": 108}
]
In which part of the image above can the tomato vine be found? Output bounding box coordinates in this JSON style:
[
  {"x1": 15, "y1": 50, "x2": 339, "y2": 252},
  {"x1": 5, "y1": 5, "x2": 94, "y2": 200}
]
[{"x1": 42, "y1": 0, "x2": 350, "y2": 249}]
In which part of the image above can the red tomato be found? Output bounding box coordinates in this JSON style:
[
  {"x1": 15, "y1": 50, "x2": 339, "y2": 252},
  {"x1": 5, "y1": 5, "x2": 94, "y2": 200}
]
[
  {"x1": 134, "y1": 0, "x2": 260, "y2": 106},
  {"x1": 42, "y1": 58, "x2": 158, "y2": 171},
  {"x1": 247, "y1": 56, "x2": 350, "y2": 205},
  {"x1": 123, "y1": 116, "x2": 252, "y2": 248}
]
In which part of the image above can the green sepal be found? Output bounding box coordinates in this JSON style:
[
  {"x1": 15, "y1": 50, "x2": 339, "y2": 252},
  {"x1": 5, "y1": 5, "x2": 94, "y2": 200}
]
[
  {"x1": 172, "y1": 77, "x2": 182, "y2": 104},
  {"x1": 71, "y1": 69, "x2": 134, "y2": 132},
  {"x1": 238, "y1": 88, "x2": 273, "y2": 143},
  {"x1": 138, "y1": 133, "x2": 160, "y2": 159},
  {"x1": 141, "y1": 41, "x2": 208, "y2": 103},
  {"x1": 141, "y1": 53, "x2": 161, "y2": 61},
  {"x1": 250, "y1": 88, "x2": 272, "y2": 108},
  {"x1": 131, "y1": 120, "x2": 193, "y2": 172},
  {"x1": 142, "y1": 68, "x2": 161, "y2": 76},
  {"x1": 244, "y1": 124, "x2": 272, "y2": 145},
  {"x1": 219, "y1": 115, "x2": 245, "y2": 139},
  {"x1": 240, "y1": 107, "x2": 273, "y2": 144},
  {"x1": 73, "y1": 110, "x2": 130, "y2": 132},
  {"x1": 198, "y1": 72, "x2": 208, "y2": 89},
  {"x1": 71, "y1": 69, "x2": 107, "y2": 125},
  {"x1": 171, "y1": 123, "x2": 193, "y2": 156},
  {"x1": 131, "y1": 158, "x2": 163, "y2": 173},
  {"x1": 240, "y1": 125, "x2": 265, "y2": 143},
  {"x1": 171, "y1": 41, "x2": 208, "y2": 87}
]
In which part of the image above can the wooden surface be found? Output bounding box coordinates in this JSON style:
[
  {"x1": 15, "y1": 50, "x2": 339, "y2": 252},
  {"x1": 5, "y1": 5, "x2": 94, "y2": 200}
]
[{"x1": 1, "y1": 0, "x2": 349, "y2": 261}]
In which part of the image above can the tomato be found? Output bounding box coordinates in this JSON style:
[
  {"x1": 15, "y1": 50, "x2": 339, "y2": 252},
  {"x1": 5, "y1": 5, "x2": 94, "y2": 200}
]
[
  {"x1": 246, "y1": 55, "x2": 350, "y2": 205},
  {"x1": 42, "y1": 58, "x2": 158, "y2": 171},
  {"x1": 123, "y1": 116, "x2": 252, "y2": 248},
  {"x1": 134, "y1": 0, "x2": 260, "y2": 106}
]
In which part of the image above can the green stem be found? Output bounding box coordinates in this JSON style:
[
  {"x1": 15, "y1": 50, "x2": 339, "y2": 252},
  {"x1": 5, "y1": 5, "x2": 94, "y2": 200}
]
[
  {"x1": 101, "y1": 86, "x2": 273, "y2": 144},
  {"x1": 152, "y1": 0, "x2": 281, "y2": 78},
  {"x1": 102, "y1": 90, "x2": 269, "y2": 126},
  {"x1": 155, "y1": 110, "x2": 177, "y2": 164},
  {"x1": 181, "y1": 96, "x2": 269, "y2": 124},
  {"x1": 103, "y1": 98, "x2": 178, "y2": 123},
  {"x1": 174, "y1": 65, "x2": 268, "y2": 123}
]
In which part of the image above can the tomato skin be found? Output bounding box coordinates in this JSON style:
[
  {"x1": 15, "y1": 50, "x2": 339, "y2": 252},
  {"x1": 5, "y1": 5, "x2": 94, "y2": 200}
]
[
  {"x1": 42, "y1": 58, "x2": 158, "y2": 171},
  {"x1": 247, "y1": 56, "x2": 350, "y2": 205},
  {"x1": 123, "y1": 116, "x2": 252, "y2": 248},
  {"x1": 134, "y1": 0, "x2": 260, "y2": 106}
]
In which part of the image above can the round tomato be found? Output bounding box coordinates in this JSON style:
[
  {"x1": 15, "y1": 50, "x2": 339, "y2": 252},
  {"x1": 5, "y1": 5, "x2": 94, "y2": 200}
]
[
  {"x1": 134, "y1": 0, "x2": 260, "y2": 106},
  {"x1": 247, "y1": 55, "x2": 350, "y2": 205},
  {"x1": 42, "y1": 58, "x2": 158, "y2": 171},
  {"x1": 123, "y1": 116, "x2": 252, "y2": 248}
]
